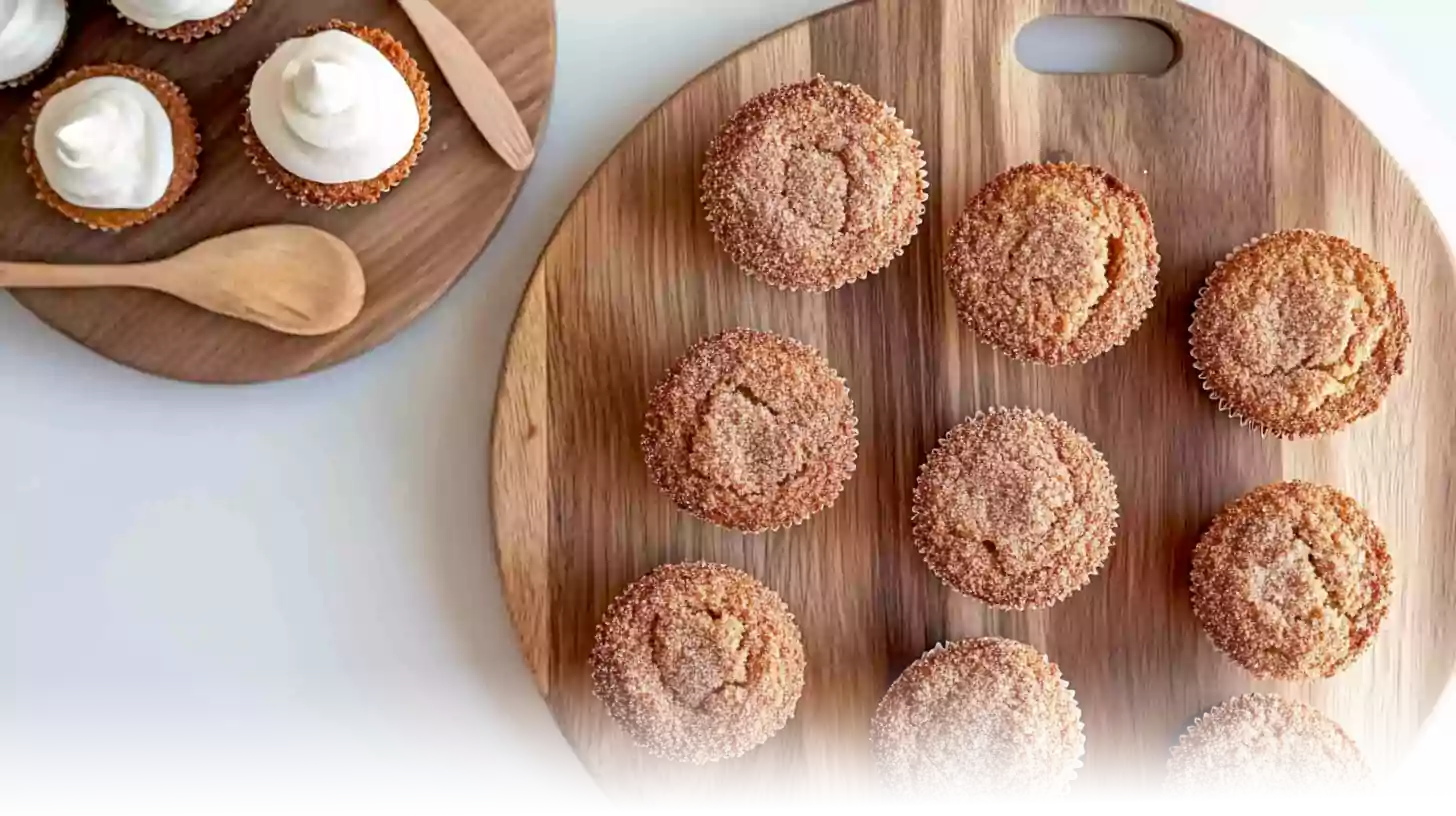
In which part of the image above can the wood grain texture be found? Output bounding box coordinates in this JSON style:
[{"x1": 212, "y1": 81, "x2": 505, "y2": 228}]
[
  {"x1": 491, "y1": 0, "x2": 1456, "y2": 797},
  {"x1": 0, "y1": 0, "x2": 554, "y2": 384}
]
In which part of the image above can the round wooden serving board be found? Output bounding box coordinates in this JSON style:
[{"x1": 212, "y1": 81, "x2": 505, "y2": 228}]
[
  {"x1": 493, "y1": 0, "x2": 1456, "y2": 798},
  {"x1": 0, "y1": 0, "x2": 554, "y2": 384}
]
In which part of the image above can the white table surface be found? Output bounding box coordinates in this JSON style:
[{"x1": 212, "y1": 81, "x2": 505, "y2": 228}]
[{"x1": 3, "y1": 1, "x2": 1454, "y2": 812}]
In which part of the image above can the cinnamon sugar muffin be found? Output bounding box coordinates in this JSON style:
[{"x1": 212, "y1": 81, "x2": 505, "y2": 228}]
[
  {"x1": 945, "y1": 162, "x2": 1160, "y2": 365},
  {"x1": 1191, "y1": 481, "x2": 1394, "y2": 680},
  {"x1": 111, "y1": 0, "x2": 252, "y2": 42},
  {"x1": 1167, "y1": 694, "x2": 1370, "y2": 792},
  {"x1": 871, "y1": 637, "x2": 1085, "y2": 796},
  {"x1": 642, "y1": 328, "x2": 858, "y2": 533},
  {"x1": 590, "y1": 562, "x2": 806, "y2": 764},
  {"x1": 701, "y1": 75, "x2": 928, "y2": 292},
  {"x1": 912, "y1": 408, "x2": 1118, "y2": 609},
  {"x1": 1191, "y1": 230, "x2": 1411, "y2": 438}
]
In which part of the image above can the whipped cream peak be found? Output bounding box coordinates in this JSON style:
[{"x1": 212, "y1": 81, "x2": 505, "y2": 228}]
[
  {"x1": 34, "y1": 76, "x2": 176, "y2": 210},
  {"x1": 290, "y1": 58, "x2": 357, "y2": 118},
  {"x1": 0, "y1": 0, "x2": 67, "y2": 85},
  {"x1": 249, "y1": 29, "x2": 420, "y2": 185},
  {"x1": 112, "y1": 0, "x2": 236, "y2": 31}
]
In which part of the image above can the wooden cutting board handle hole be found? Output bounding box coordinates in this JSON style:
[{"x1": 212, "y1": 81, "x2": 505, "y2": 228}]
[{"x1": 1015, "y1": 16, "x2": 1182, "y2": 76}]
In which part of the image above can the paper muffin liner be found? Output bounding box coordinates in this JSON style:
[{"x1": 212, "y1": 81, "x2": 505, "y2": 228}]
[
  {"x1": 1189, "y1": 228, "x2": 1410, "y2": 440},
  {"x1": 112, "y1": 0, "x2": 254, "y2": 43},
  {"x1": 1165, "y1": 693, "x2": 1258, "y2": 791},
  {"x1": 870, "y1": 637, "x2": 1086, "y2": 796},
  {"x1": 241, "y1": 20, "x2": 431, "y2": 210},
  {"x1": 22, "y1": 63, "x2": 201, "y2": 232},
  {"x1": 589, "y1": 562, "x2": 807, "y2": 764},
  {"x1": 911, "y1": 406, "x2": 1120, "y2": 611},
  {"x1": 945, "y1": 162, "x2": 1162, "y2": 367},
  {"x1": 1189, "y1": 481, "x2": 1395, "y2": 682},
  {"x1": 1165, "y1": 692, "x2": 1371, "y2": 792},
  {"x1": 701, "y1": 75, "x2": 931, "y2": 293},
  {"x1": 641, "y1": 327, "x2": 860, "y2": 535},
  {"x1": 1, "y1": 2, "x2": 67, "y2": 90}
]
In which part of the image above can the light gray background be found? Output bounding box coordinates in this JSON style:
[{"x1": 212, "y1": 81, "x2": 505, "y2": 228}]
[{"x1": 3, "y1": 1, "x2": 1453, "y2": 811}]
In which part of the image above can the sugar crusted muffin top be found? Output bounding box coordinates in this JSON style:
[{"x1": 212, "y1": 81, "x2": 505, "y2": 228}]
[
  {"x1": 1166, "y1": 693, "x2": 1369, "y2": 793},
  {"x1": 912, "y1": 408, "x2": 1119, "y2": 609},
  {"x1": 1191, "y1": 481, "x2": 1394, "y2": 680},
  {"x1": 643, "y1": 328, "x2": 858, "y2": 533},
  {"x1": 871, "y1": 637, "x2": 1084, "y2": 796},
  {"x1": 945, "y1": 162, "x2": 1159, "y2": 365},
  {"x1": 701, "y1": 75, "x2": 928, "y2": 292},
  {"x1": 590, "y1": 562, "x2": 806, "y2": 764},
  {"x1": 1191, "y1": 229, "x2": 1410, "y2": 438}
]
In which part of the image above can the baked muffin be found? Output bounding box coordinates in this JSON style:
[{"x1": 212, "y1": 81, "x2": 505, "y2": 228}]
[
  {"x1": 23, "y1": 64, "x2": 199, "y2": 231},
  {"x1": 1191, "y1": 481, "x2": 1394, "y2": 680},
  {"x1": 912, "y1": 408, "x2": 1118, "y2": 609},
  {"x1": 642, "y1": 328, "x2": 858, "y2": 533},
  {"x1": 871, "y1": 637, "x2": 1084, "y2": 796},
  {"x1": 590, "y1": 562, "x2": 806, "y2": 764},
  {"x1": 111, "y1": 0, "x2": 252, "y2": 42},
  {"x1": 1167, "y1": 694, "x2": 1370, "y2": 792},
  {"x1": 701, "y1": 75, "x2": 928, "y2": 292},
  {"x1": 1190, "y1": 229, "x2": 1411, "y2": 438},
  {"x1": 243, "y1": 20, "x2": 430, "y2": 209},
  {"x1": 0, "y1": 0, "x2": 68, "y2": 89},
  {"x1": 945, "y1": 162, "x2": 1160, "y2": 365}
]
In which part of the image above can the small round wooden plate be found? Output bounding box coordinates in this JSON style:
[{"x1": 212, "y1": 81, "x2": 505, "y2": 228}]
[
  {"x1": 492, "y1": 0, "x2": 1456, "y2": 799},
  {"x1": 0, "y1": 0, "x2": 554, "y2": 384}
]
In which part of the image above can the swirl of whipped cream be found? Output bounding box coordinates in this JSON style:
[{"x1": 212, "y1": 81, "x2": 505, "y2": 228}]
[
  {"x1": 248, "y1": 29, "x2": 420, "y2": 185},
  {"x1": 33, "y1": 76, "x2": 175, "y2": 210},
  {"x1": 0, "y1": 0, "x2": 68, "y2": 84},
  {"x1": 111, "y1": 0, "x2": 235, "y2": 30}
]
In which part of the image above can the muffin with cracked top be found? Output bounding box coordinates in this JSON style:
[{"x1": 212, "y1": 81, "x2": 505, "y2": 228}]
[
  {"x1": 912, "y1": 407, "x2": 1119, "y2": 609},
  {"x1": 944, "y1": 162, "x2": 1160, "y2": 365},
  {"x1": 1190, "y1": 229, "x2": 1410, "y2": 438},
  {"x1": 590, "y1": 562, "x2": 806, "y2": 764},
  {"x1": 701, "y1": 75, "x2": 928, "y2": 292},
  {"x1": 1190, "y1": 481, "x2": 1394, "y2": 679},
  {"x1": 642, "y1": 328, "x2": 858, "y2": 533}
]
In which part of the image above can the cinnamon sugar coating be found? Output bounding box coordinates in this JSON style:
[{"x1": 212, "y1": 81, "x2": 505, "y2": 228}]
[
  {"x1": 701, "y1": 75, "x2": 928, "y2": 292},
  {"x1": 1166, "y1": 693, "x2": 1370, "y2": 792},
  {"x1": 871, "y1": 638, "x2": 1084, "y2": 796},
  {"x1": 912, "y1": 408, "x2": 1118, "y2": 609},
  {"x1": 945, "y1": 162, "x2": 1160, "y2": 365},
  {"x1": 1191, "y1": 229, "x2": 1410, "y2": 438},
  {"x1": 642, "y1": 328, "x2": 858, "y2": 533},
  {"x1": 1191, "y1": 481, "x2": 1393, "y2": 680},
  {"x1": 590, "y1": 563, "x2": 806, "y2": 764}
]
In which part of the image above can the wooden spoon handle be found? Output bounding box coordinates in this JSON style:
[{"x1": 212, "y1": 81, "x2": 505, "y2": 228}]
[
  {"x1": 396, "y1": 0, "x2": 536, "y2": 171},
  {"x1": 0, "y1": 261, "x2": 154, "y2": 289}
]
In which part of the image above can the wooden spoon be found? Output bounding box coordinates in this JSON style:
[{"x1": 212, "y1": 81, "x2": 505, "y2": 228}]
[
  {"x1": 397, "y1": 0, "x2": 536, "y2": 171},
  {"x1": 0, "y1": 225, "x2": 366, "y2": 337}
]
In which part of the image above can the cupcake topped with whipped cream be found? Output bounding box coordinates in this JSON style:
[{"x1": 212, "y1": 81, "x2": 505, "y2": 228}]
[
  {"x1": 0, "y1": 0, "x2": 68, "y2": 89},
  {"x1": 242, "y1": 20, "x2": 430, "y2": 209},
  {"x1": 23, "y1": 64, "x2": 200, "y2": 231},
  {"x1": 111, "y1": 0, "x2": 252, "y2": 42}
]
